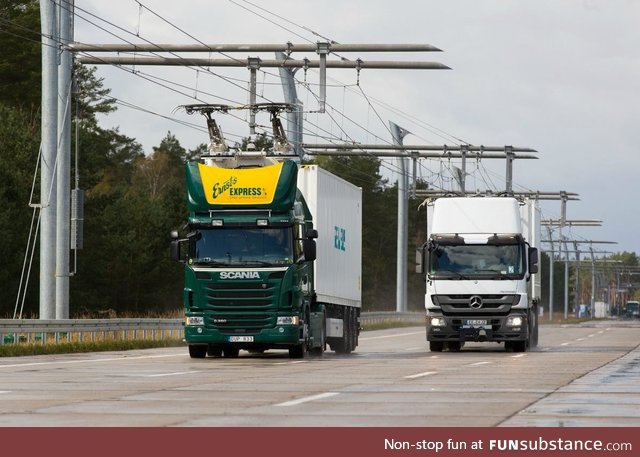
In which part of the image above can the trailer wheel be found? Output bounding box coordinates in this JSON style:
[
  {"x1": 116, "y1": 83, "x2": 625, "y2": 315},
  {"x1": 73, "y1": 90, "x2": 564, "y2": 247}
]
[{"x1": 189, "y1": 345, "x2": 207, "y2": 358}]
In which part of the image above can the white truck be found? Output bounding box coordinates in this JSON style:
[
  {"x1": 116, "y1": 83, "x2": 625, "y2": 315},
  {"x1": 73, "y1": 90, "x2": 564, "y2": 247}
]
[{"x1": 416, "y1": 196, "x2": 541, "y2": 352}]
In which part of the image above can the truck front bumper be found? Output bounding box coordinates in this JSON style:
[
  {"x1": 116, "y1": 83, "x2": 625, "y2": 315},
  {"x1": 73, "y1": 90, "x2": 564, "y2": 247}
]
[
  {"x1": 426, "y1": 312, "x2": 529, "y2": 343},
  {"x1": 185, "y1": 324, "x2": 301, "y2": 349}
]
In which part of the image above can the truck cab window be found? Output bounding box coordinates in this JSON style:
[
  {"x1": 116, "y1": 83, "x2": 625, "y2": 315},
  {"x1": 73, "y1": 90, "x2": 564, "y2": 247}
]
[{"x1": 190, "y1": 227, "x2": 294, "y2": 266}]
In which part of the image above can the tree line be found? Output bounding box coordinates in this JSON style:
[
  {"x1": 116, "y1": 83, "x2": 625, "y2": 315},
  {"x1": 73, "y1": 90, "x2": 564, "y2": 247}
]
[{"x1": 1, "y1": 1, "x2": 637, "y2": 318}]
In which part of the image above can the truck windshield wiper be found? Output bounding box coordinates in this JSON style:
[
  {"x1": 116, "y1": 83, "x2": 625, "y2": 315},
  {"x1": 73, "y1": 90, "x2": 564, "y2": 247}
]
[
  {"x1": 433, "y1": 270, "x2": 469, "y2": 280},
  {"x1": 238, "y1": 260, "x2": 273, "y2": 266},
  {"x1": 193, "y1": 258, "x2": 229, "y2": 266}
]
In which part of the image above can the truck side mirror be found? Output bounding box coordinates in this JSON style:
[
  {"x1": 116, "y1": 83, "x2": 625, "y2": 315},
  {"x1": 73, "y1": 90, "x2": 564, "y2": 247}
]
[
  {"x1": 528, "y1": 247, "x2": 539, "y2": 274},
  {"x1": 416, "y1": 248, "x2": 424, "y2": 274},
  {"x1": 170, "y1": 231, "x2": 183, "y2": 263},
  {"x1": 306, "y1": 229, "x2": 318, "y2": 239},
  {"x1": 303, "y1": 239, "x2": 317, "y2": 262}
]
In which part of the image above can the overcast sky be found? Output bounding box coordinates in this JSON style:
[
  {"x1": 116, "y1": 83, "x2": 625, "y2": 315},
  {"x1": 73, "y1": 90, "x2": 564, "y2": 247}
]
[{"x1": 73, "y1": 0, "x2": 640, "y2": 255}]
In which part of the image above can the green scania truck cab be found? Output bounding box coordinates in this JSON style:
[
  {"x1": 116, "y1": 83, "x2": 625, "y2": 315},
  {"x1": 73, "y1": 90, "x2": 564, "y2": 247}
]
[{"x1": 172, "y1": 155, "x2": 362, "y2": 359}]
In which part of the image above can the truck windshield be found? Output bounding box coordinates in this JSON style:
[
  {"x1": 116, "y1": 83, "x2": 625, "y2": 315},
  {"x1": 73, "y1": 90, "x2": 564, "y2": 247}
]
[
  {"x1": 189, "y1": 227, "x2": 294, "y2": 266},
  {"x1": 429, "y1": 243, "x2": 524, "y2": 279}
]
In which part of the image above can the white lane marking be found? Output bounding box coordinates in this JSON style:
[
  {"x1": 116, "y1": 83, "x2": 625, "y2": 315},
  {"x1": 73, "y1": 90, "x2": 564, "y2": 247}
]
[
  {"x1": 275, "y1": 392, "x2": 340, "y2": 407},
  {"x1": 469, "y1": 361, "x2": 492, "y2": 366},
  {"x1": 404, "y1": 371, "x2": 437, "y2": 379},
  {"x1": 146, "y1": 371, "x2": 201, "y2": 378},
  {"x1": 404, "y1": 346, "x2": 422, "y2": 351},
  {"x1": 511, "y1": 354, "x2": 527, "y2": 359},
  {"x1": 359, "y1": 331, "x2": 423, "y2": 341},
  {"x1": 560, "y1": 342, "x2": 570, "y2": 346},
  {"x1": 274, "y1": 360, "x2": 307, "y2": 365},
  {"x1": 576, "y1": 338, "x2": 585, "y2": 342},
  {"x1": 0, "y1": 391, "x2": 11, "y2": 394},
  {"x1": 0, "y1": 353, "x2": 182, "y2": 369},
  {"x1": 588, "y1": 334, "x2": 596, "y2": 338}
]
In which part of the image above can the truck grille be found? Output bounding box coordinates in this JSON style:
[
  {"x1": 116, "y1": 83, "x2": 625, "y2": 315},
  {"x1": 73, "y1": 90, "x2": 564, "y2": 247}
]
[
  {"x1": 194, "y1": 271, "x2": 285, "y2": 331},
  {"x1": 432, "y1": 294, "x2": 519, "y2": 315}
]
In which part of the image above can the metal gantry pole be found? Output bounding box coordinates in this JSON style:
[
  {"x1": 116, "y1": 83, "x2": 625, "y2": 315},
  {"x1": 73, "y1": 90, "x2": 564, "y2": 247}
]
[
  {"x1": 390, "y1": 122, "x2": 410, "y2": 313},
  {"x1": 276, "y1": 52, "x2": 304, "y2": 158},
  {"x1": 56, "y1": 0, "x2": 73, "y2": 319},
  {"x1": 547, "y1": 226, "x2": 555, "y2": 321},
  {"x1": 39, "y1": 0, "x2": 58, "y2": 319}
]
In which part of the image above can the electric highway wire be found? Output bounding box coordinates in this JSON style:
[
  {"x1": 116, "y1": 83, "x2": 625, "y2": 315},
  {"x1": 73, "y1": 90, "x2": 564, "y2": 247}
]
[
  {"x1": 227, "y1": 0, "x2": 466, "y2": 145},
  {"x1": 74, "y1": 1, "x2": 521, "y2": 189},
  {"x1": 64, "y1": 0, "x2": 278, "y2": 106},
  {"x1": 72, "y1": 0, "x2": 453, "y2": 167},
  {"x1": 133, "y1": 0, "x2": 286, "y2": 85}
]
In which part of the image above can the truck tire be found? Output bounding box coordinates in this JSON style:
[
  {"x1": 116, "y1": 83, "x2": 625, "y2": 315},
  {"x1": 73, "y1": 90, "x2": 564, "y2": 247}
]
[
  {"x1": 290, "y1": 308, "x2": 310, "y2": 359},
  {"x1": 310, "y1": 312, "x2": 326, "y2": 356},
  {"x1": 207, "y1": 345, "x2": 222, "y2": 357},
  {"x1": 429, "y1": 341, "x2": 444, "y2": 352},
  {"x1": 223, "y1": 347, "x2": 240, "y2": 358},
  {"x1": 332, "y1": 307, "x2": 353, "y2": 354},
  {"x1": 189, "y1": 345, "x2": 207, "y2": 358},
  {"x1": 530, "y1": 307, "x2": 539, "y2": 348},
  {"x1": 506, "y1": 340, "x2": 527, "y2": 352}
]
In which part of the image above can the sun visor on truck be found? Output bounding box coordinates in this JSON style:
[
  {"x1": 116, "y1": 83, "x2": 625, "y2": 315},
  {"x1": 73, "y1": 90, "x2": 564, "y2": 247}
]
[{"x1": 186, "y1": 160, "x2": 298, "y2": 213}]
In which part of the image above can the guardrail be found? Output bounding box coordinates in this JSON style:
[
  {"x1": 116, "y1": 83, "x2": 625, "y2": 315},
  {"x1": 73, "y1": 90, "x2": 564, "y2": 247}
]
[{"x1": 0, "y1": 312, "x2": 424, "y2": 346}]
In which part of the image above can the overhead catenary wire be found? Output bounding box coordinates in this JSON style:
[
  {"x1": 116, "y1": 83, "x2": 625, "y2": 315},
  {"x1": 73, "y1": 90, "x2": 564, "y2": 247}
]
[{"x1": 70, "y1": 0, "x2": 534, "y2": 195}]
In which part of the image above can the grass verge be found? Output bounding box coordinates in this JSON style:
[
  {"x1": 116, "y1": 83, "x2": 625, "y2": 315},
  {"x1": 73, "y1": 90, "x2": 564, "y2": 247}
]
[{"x1": 0, "y1": 338, "x2": 185, "y2": 357}]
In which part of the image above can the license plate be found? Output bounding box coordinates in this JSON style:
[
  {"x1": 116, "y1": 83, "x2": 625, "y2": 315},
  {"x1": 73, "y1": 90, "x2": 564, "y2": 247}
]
[
  {"x1": 227, "y1": 336, "x2": 254, "y2": 343},
  {"x1": 463, "y1": 319, "x2": 489, "y2": 328}
]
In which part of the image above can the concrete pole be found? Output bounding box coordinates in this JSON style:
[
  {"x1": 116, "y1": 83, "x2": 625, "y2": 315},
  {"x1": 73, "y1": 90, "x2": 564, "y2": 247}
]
[
  {"x1": 390, "y1": 122, "x2": 409, "y2": 313},
  {"x1": 56, "y1": 0, "x2": 73, "y2": 319},
  {"x1": 39, "y1": 0, "x2": 58, "y2": 319}
]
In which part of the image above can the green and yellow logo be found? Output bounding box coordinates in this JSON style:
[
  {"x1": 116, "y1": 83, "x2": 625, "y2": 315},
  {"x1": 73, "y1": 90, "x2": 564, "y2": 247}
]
[{"x1": 198, "y1": 162, "x2": 283, "y2": 205}]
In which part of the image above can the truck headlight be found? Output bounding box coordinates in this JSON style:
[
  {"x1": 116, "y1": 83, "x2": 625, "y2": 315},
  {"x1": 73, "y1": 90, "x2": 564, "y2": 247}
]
[
  {"x1": 277, "y1": 316, "x2": 300, "y2": 325},
  {"x1": 506, "y1": 316, "x2": 523, "y2": 327},
  {"x1": 185, "y1": 316, "x2": 204, "y2": 326},
  {"x1": 430, "y1": 317, "x2": 446, "y2": 327}
]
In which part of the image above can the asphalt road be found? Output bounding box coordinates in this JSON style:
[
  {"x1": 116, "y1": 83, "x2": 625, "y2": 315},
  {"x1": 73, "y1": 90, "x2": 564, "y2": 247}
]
[{"x1": 1, "y1": 319, "x2": 639, "y2": 426}]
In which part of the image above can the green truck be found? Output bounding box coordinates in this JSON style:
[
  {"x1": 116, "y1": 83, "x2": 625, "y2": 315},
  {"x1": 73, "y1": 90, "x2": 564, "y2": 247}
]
[{"x1": 171, "y1": 147, "x2": 362, "y2": 359}]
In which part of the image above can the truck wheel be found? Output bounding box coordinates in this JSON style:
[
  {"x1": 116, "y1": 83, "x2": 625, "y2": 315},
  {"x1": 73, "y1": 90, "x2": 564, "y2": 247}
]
[
  {"x1": 448, "y1": 342, "x2": 462, "y2": 352},
  {"x1": 506, "y1": 340, "x2": 527, "y2": 352},
  {"x1": 290, "y1": 309, "x2": 310, "y2": 359},
  {"x1": 429, "y1": 341, "x2": 444, "y2": 352},
  {"x1": 223, "y1": 347, "x2": 240, "y2": 358},
  {"x1": 333, "y1": 307, "x2": 353, "y2": 354},
  {"x1": 207, "y1": 345, "x2": 222, "y2": 357},
  {"x1": 310, "y1": 312, "x2": 325, "y2": 356},
  {"x1": 531, "y1": 307, "x2": 539, "y2": 347},
  {"x1": 189, "y1": 345, "x2": 207, "y2": 358}
]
